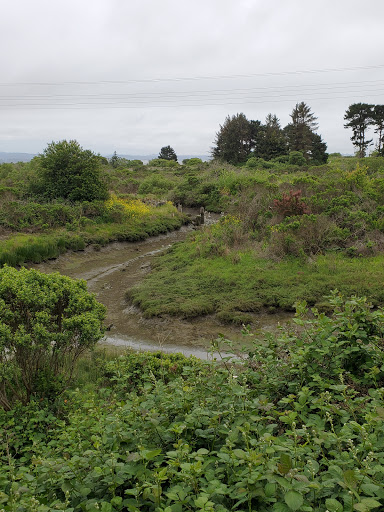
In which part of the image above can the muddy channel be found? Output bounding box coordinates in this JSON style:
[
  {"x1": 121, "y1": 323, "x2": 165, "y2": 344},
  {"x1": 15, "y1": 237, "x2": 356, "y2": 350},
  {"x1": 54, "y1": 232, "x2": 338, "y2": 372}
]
[{"x1": 29, "y1": 217, "x2": 292, "y2": 359}]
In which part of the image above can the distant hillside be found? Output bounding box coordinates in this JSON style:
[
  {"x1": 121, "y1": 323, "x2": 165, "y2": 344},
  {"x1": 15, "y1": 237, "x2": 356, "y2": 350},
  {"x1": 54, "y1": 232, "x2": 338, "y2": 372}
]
[
  {"x1": 0, "y1": 152, "x2": 211, "y2": 164},
  {"x1": 107, "y1": 154, "x2": 211, "y2": 163},
  {"x1": 0, "y1": 152, "x2": 36, "y2": 163}
]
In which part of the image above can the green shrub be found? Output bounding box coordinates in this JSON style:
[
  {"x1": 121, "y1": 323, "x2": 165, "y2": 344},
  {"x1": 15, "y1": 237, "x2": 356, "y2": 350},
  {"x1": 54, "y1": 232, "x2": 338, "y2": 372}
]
[
  {"x1": 182, "y1": 158, "x2": 203, "y2": 165},
  {"x1": 37, "y1": 140, "x2": 109, "y2": 201},
  {"x1": 102, "y1": 351, "x2": 203, "y2": 392},
  {"x1": 138, "y1": 175, "x2": 174, "y2": 195},
  {"x1": 289, "y1": 151, "x2": 306, "y2": 166},
  {"x1": 2, "y1": 294, "x2": 384, "y2": 511},
  {"x1": 148, "y1": 158, "x2": 179, "y2": 168},
  {"x1": 0, "y1": 266, "x2": 105, "y2": 409}
]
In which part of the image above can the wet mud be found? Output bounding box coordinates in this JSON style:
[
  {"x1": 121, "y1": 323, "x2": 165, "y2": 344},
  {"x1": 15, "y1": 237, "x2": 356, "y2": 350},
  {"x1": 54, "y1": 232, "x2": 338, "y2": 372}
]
[{"x1": 30, "y1": 218, "x2": 292, "y2": 358}]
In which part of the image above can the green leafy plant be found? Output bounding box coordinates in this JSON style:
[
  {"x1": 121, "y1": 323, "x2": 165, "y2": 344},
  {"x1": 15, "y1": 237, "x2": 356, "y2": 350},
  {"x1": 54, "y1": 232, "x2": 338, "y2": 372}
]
[
  {"x1": 37, "y1": 139, "x2": 109, "y2": 201},
  {"x1": 0, "y1": 266, "x2": 106, "y2": 409},
  {"x1": 2, "y1": 293, "x2": 384, "y2": 510}
]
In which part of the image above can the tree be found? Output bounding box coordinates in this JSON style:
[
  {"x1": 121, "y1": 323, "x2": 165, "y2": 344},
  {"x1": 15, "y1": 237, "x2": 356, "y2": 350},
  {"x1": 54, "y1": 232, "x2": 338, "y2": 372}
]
[
  {"x1": 38, "y1": 140, "x2": 109, "y2": 201},
  {"x1": 257, "y1": 114, "x2": 287, "y2": 160},
  {"x1": 158, "y1": 146, "x2": 178, "y2": 161},
  {"x1": 372, "y1": 105, "x2": 384, "y2": 156},
  {"x1": 0, "y1": 266, "x2": 106, "y2": 410},
  {"x1": 285, "y1": 102, "x2": 319, "y2": 158},
  {"x1": 212, "y1": 113, "x2": 257, "y2": 164},
  {"x1": 310, "y1": 132, "x2": 328, "y2": 164},
  {"x1": 110, "y1": 151, "x2": 120, "y2": 168},
  {"x1": 344, "y1": 103, "x2": 374, "y2": 158}
]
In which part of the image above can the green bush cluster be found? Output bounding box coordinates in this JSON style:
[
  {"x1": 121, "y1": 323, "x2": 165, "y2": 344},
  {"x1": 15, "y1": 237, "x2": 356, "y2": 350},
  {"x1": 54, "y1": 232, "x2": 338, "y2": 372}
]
[
  {"x1": 138, "y1": 176, "x2": 175, "y2": 195},
  {"x1": 1, "y1": 294, "x2": 384, "y2": 510}
]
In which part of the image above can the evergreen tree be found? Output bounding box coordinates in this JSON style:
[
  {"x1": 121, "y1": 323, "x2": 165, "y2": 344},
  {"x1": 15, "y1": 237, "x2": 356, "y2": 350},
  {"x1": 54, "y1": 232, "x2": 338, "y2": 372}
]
[
  {"x1": 158, "y1": 146, "x2": 178, "y2": 161},
  {"x1": 344, "y1": 103, "x2": 374, "y2": 157},
  {"x1": 110, "y1": 151, "x2": 120, "y2": 168},
  {"x1": 372, "y1": 105, "x2": 384, "y2": 156},
  {"x1": 310, "y1": 133, "x2": 328, "y2": 164},
  {"x1": 212, "y1": 113, "x2": 257, "y2": 164},
  {"x1": 258, "y1": 114, "x2": 287, "y2": 160},
  {"x1": 285, "y1": 102, "x2": 318, "y2": 158}
]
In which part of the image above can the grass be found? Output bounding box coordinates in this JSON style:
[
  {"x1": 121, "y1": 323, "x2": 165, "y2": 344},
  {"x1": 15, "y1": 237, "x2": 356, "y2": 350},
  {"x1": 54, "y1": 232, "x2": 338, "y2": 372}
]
[
  {"x1": 130, "y1": 239, "x2": 384, "y2": 323},
  {"x1": 0, "y1": 204, "x2": 185, "y2": 266}
]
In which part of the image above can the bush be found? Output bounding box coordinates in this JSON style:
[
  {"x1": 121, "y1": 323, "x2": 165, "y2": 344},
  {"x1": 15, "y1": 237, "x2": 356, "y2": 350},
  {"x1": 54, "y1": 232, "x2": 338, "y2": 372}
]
[
  {"x1": 148, "y1": 158, "x2": 179, "y2": 168},
  {"x1": 182, "y1": 158, "x2": 203, "y2": 165},
  {"x1": 246, "y1": 157, "x2": 274, "y2": 169},
  {"x1": 288, "y1": 151, "x2": 306, "y2": 166},
  {"x1": 273, "y1": 190, "x2": 310, "y2": 217},
  {"x1": 102, "y1": 351, "x2": 202, "y2": 392},
  {"x1": 0, "y1": 266, "x2": 105, "y2": 409},
  {"x1": 138, "y1": 175, "x2": 174, "y2": 195},
  {"x1": 248, "y1": 290, "x2": 384, "y2": 391},
  {"x1": 272, "y1": 154, "x2": 289, "y2": 163},
  {"x1": 37, "y1": 140, "x2": 109, "y2": 201}
]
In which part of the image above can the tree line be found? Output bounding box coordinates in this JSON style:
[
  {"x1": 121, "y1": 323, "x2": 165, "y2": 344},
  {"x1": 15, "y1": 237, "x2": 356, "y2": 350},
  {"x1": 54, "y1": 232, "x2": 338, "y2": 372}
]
[
  {"x1": 211, "y1": 102, "x2": 328, "y2": 166},
  {"x1": 211, "y1": 101, "x2": 384, "y2": 166}
]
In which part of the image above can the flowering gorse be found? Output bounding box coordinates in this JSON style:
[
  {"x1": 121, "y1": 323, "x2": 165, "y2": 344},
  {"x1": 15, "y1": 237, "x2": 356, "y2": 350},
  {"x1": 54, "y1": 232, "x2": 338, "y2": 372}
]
[{"x1": 105, "y1": 194, "x2": 151, "y2": 219}]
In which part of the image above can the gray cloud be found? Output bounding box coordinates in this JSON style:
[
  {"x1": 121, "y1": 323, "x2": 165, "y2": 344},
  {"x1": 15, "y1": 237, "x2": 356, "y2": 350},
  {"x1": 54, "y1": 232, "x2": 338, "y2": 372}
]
[{"x1": 0, "y1": 0, "x2": 383, "y2": 156}]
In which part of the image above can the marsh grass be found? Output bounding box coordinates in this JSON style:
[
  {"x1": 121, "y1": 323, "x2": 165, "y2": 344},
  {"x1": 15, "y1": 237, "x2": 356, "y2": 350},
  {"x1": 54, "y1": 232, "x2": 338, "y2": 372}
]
[
  {"x1": 0, "y1": 204, "x2": 184, "y2": 265},
  {"x1": 131, "y1": 240, "x2": 384, "y2": 321}
]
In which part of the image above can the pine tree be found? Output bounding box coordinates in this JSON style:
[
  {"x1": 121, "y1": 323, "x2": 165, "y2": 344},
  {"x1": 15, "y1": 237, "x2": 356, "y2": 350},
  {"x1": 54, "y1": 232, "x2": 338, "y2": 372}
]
[
  {"x1": 212, "y1": 113, "x2": 257, "y2": 164},
  {"x1": 344, "y1": 103, "x2": 374, "y2": 157},
  {"x1": 372, "y1": 105, "x2": 384, "y2": 156},
  {"x1": 258, "y1": 114, "x2": 287, "y2": 160},
  {"x1": 285, "y1": 102, "x2": 318, "y2": 159},
  {"x1": 310, "y1": 133, "x2": 328, "y2": 164},
  {"x1": 110, "y1": 151, "x2": 120, "y2": 168},
  {"x1": 158, "y1": 146, "x2": 178, "y2": 161}
]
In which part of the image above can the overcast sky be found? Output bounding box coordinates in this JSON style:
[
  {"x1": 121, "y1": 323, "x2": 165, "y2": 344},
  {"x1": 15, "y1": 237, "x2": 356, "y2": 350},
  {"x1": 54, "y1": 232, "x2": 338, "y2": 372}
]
[{"x1": 0, "y1": 0, "x2": 383, "y2": 157}]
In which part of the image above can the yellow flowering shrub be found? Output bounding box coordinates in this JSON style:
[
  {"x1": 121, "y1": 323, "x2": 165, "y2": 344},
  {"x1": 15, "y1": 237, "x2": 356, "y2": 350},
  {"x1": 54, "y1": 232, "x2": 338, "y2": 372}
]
[{"x1": 105, "y1": 194, "x2": 151, "y2": 219}]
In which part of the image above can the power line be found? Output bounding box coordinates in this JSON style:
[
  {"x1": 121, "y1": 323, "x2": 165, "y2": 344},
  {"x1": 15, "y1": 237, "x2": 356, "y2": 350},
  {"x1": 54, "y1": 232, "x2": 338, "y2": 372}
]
[
  {"x1": 1, "y1": 79, "x2": 384, "y2": 102},
  {"x1": 0, "y1": 92, "x2": 383, "y2": 111},
  {"x1": 1, "y1": 64, "x2": 383, "y2": 87}
]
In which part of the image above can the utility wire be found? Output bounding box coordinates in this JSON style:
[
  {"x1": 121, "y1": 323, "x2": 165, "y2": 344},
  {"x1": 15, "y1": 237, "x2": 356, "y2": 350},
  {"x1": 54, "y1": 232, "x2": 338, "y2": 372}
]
[
  {"x1": 1, "y1": 92, "x2": 383, "y2": 110},
  {"x1": 0, "y1": 64, "x2": 383, "y2": 87},
  {"x1": 1, "y1": 79, "x2": 384, "y2": 101}
]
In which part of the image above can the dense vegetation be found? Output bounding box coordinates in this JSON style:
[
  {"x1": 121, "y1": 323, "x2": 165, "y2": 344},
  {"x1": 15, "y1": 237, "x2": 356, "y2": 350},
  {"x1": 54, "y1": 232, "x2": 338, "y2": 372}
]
[
  {"x1": 0, "y1": 142, "x2": 187, "y2": 266},
  {"x1": 1, "y1": 138, "x2": 384, "y2": 510},
  {"x1": 1, "y1": 293, "x2": 384, "y2": 511},
  {"x1": 129, "y1": 155, "x2": 384, "y2": 322},
  {"x1": 3, "y1": 148, "x2": 384, "y2": 319}
]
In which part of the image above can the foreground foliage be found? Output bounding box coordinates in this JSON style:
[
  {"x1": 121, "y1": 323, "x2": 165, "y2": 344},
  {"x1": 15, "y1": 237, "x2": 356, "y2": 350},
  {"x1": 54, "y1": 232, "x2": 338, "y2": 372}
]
[
  {"x1": 0, "y1": 266, "x2": 106, "y2": 410},
  {"x1": 1, "y1": 293, "x2": 384, "y2": 511}
]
